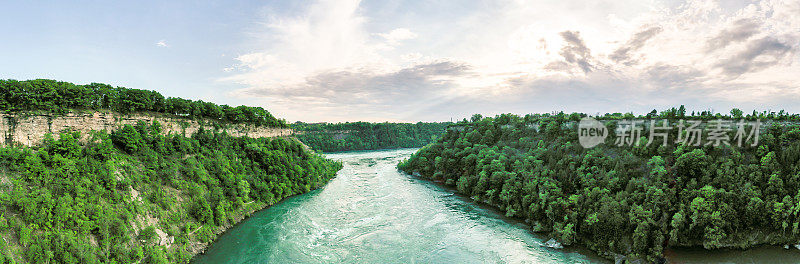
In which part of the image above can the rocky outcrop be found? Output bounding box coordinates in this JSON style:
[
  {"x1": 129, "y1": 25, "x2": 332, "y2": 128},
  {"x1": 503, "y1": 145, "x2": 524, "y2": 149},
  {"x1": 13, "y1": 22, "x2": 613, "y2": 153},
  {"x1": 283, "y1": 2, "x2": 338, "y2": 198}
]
[
  {"x1": 544, "y1": 238, "x2": 564, "y2": 249},
  {"x1": 0, "y1": 110, "x2": 293, "y2": 146}
]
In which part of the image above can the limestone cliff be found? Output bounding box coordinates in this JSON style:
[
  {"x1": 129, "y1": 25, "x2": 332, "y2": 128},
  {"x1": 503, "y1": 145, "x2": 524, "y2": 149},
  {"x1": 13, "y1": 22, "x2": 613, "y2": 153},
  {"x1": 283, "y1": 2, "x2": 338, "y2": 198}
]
[{"x1": 0, "y1": 110, "x2": 293, "y2": 146}]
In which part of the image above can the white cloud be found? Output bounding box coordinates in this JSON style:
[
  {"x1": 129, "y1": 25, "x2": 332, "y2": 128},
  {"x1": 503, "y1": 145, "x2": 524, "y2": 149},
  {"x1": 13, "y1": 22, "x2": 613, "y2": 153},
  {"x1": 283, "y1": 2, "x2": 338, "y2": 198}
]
[
  {"x1": 377, "y1": 28, "x2": 418, "y2": 45},
  {"x1": 224, "y1": 0, "x2": 391, "y2": 89},
  {"x1": 222, "y1": 0, "x2": 800, "y2": 122},
  {"x1": 156, "y1": 39, "x2": 168, "y2": 47}
]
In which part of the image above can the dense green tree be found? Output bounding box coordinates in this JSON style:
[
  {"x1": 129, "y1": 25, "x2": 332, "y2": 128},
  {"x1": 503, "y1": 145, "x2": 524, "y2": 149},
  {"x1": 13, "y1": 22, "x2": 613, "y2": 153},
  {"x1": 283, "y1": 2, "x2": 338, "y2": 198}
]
[
  {"x1": 0, "y1": 79, "x2": 288, "y2": 127},
  {"x1": 399, "y1": 111, "x2": 800, "y2": 262},
  {"x1": 0, "y1": 122, "x2": 341, "y2": 263},
  {"x1": 293, "y1": 121, "x2": 451, "y2": 152}
]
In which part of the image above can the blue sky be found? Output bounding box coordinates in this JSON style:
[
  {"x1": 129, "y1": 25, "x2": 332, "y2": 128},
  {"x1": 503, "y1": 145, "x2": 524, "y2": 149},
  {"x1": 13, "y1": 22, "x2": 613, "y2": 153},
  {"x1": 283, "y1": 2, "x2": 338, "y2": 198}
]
[
  {"x1": 2, "y1": 0, "x2": 799, "y2": 122},
  {"x1": 0, "y1": 0, "x2": 266, "y2": 103}
]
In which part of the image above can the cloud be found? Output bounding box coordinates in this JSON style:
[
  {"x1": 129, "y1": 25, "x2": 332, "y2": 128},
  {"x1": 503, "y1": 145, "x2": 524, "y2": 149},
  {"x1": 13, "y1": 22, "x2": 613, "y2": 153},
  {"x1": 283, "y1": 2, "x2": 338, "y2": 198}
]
[
  {"x1": 377, "y1": 28, "x2": 418, "y2": 45},
  {"x1": 243, "y1": 61, "x2": 468, "y2": 100},
  {"x1": 706, "y1": 19, "x2": 761, "y2": 51},
  {"x1": 237, "y1": 61, "x2": 470, "y2": 121},
  {"x1": 156, "y1": 40, "x2": 168, "y2": 47},
  {"x1": 554, "y1": 31, "x2": 594, "y2": 74},
  {"x1": 224, "y1": 0, "x2": 387, "y2": 89},
  {"x1": 221, "y1": 0, "x2": 800, "y2": 122},
  {"x1": 715, "y1": 36, "x2": 793, "y2": 77},
  {"x1": 645, "y1": 63, "x2": 705, "y2": 88},
  {"x1": 610, "y1": 26, "x2": 663, "y2": 65},
  {"x1": 415, "y1": 72, "x2": 653, "y2": 119}
]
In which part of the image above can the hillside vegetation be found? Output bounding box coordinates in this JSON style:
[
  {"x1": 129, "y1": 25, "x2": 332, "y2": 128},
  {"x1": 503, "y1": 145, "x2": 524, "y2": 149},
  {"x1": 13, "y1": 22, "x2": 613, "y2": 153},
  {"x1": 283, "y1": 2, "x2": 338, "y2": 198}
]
[
  {"x1": 398, "y1": 110, "x2": 800, "y2": 262},
  {"x1": 293, "y1": 121, "x2": 450, "y2": 152},
  {"x1": 0, "y1": 79, "x2": 287, "y2": 127},
  {"x1": 0, "y1": 121, "x2": 341, "y2": 263}
]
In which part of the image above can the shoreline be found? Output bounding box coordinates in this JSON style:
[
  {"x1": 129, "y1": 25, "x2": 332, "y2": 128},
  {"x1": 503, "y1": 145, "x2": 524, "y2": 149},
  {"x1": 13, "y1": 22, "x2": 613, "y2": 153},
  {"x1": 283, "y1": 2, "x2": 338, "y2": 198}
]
[
  {"x1": 185, "y1": 201, "x2": 268, "y2": 257},
  {"x1": 406, "y1": 170, "x2": 800, "y2": 263},
  {"x1": 402, "y1": 170, "x2": 614, "y2": 263},
  {"x1": 187, "y1": 183, "x2": 331, "y2": 262}
]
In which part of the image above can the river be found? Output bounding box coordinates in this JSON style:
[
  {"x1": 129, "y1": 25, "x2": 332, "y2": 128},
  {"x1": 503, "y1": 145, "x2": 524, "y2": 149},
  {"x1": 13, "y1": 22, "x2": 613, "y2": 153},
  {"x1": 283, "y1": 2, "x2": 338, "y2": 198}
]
[{"x1": 192, "y1": 148, "x2": 800, "y2": 264}]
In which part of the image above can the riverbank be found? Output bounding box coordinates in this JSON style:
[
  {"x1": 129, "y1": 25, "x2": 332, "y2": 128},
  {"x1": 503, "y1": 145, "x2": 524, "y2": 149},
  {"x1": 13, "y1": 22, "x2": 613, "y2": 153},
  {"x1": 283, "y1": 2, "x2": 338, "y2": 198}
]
[
  {"x1": 0, "y1": 125, "x2": 341, "y2": 263},
  {"x1": 185, "y1": 200, "x2": 267, "y2": 255},
  {"x1": 405, "y1": 168, "x2": 800, "y2": 263},
  {"x1": 187, "y1": 184, "x2": 338, "y2": 259},
  {"x1": 397, "y1": 114, "x2": 800, "y2": 262},
  {"x1": 408, "y1": 169, "x2": 614, "y2": 259}
]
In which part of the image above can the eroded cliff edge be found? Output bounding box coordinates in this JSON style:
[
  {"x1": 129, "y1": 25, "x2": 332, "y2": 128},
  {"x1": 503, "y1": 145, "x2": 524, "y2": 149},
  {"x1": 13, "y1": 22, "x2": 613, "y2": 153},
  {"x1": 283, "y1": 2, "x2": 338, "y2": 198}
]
[{"x1": 0, "y1": 110, "x2": 293, "y2": 146}]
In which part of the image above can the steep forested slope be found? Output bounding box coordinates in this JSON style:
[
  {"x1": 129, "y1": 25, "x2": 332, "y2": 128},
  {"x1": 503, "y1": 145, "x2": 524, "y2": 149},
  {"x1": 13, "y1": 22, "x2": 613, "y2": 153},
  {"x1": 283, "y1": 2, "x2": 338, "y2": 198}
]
[
  {"x1": 293, "y1": 121, "x2": 450, "y2": 152},
  {"x1": 398, "y1": 112, "x2": 800, "y2": 262},
  {"x1": 0, "y1": 121, "x2": 341, "y2": 263}
]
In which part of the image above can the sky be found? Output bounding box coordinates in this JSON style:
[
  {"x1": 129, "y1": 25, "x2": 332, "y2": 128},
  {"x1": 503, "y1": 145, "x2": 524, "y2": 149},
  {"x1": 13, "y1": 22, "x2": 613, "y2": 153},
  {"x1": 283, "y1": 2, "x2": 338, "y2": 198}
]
[{"x1": 1, "y1": 0, "x2": 799, "y2": 122}]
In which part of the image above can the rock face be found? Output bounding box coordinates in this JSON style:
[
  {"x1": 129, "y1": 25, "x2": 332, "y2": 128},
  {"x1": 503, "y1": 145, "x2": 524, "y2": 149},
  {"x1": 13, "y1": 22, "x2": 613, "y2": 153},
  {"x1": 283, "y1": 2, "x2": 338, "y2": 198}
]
[
  {"x1": 544, "y1": 238, "x2": 563, "y2": 249},
  {"x1": 0, "y1": 111, "x2": 293, "y2": 146}
]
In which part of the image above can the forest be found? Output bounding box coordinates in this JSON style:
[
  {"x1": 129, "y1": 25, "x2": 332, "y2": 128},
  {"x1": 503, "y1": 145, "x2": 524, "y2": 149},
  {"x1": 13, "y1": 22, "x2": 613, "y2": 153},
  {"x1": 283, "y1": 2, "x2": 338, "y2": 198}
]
[
  {"x1": 0, "y1": 79, "x2": 288, "y2": 127},
  {"x1": 0, "y1": 121, "x2": 341, "y2": 263},
  {"x1": 293, "y1": 121, "x2": 451, "y2": 152},
  {"x1": 398, "y1": 108, "x2": 800, "y2": 262}
]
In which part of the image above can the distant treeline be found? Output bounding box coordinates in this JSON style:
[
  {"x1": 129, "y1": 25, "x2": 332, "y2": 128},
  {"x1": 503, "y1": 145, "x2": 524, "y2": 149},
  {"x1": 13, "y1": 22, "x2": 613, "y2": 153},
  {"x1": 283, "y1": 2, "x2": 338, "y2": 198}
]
[
  {"x1": 0, "y1": 79, "x2": 288, "y2": 127},
  {"x1": 514, "y1": 105, "x2": 800, "y2": 122},
  {"x1": 293, "y1": 121, "x2": 452, "y2": 152}
]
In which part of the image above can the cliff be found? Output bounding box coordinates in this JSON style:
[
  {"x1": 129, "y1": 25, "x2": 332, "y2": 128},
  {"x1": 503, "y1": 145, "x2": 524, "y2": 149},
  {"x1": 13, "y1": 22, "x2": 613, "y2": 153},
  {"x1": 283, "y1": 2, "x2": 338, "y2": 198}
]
[
  {"x1": 0, "y1": 112, "x2": 338, "y2": 263},
  {"x1": 0, "y1": 110, "x2": 293, "y2": 146}
]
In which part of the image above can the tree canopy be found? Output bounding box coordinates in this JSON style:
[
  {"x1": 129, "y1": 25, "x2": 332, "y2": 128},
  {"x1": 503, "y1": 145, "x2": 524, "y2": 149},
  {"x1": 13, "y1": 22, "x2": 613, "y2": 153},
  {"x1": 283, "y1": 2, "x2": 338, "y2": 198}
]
[
  {"x1": 0, "y1": 122, "x2": 340, "y2": 263},
  {"x1": 399, "y1": 110, "x2": 800, "y2": 262},
  {"x1": 293, "y1": 121, "x2": 451, "y2": 152},
  {"x1": 0, "y1": 79, "x2": 288, "y2": 128}
]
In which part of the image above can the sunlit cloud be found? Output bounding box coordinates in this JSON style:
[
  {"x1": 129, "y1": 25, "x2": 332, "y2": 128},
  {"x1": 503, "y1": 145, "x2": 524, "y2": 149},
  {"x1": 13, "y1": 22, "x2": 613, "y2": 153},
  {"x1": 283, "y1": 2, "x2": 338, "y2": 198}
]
[
  {"x1": 222, "y1": 0, "x2": 800, "y2": 122},
  {"x1": 377, "y1": 28, "x2": 418, "y2": 45}
]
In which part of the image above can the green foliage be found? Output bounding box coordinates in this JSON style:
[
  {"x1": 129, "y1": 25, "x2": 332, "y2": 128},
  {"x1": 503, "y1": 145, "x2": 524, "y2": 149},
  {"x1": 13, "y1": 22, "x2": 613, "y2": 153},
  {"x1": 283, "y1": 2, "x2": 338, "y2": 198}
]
[
  {"x1": 591, "y1": 105, "x2": 799, "y2": 121},
  {"x1": 0, "y1": 124, "x2": 341, "y2": 263},
  {"x1": 293, "y1": 121, "x2": 451, "y2": 152},
  {"x1": 398, "y1": 112, "x2": 800, "y2": 262},
  {"x1": 139, "y1": 226, "x2": 157, "y2": 243},
  {"x1": 0, "y1": 79, "x2": 288, "y2": 127}
]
